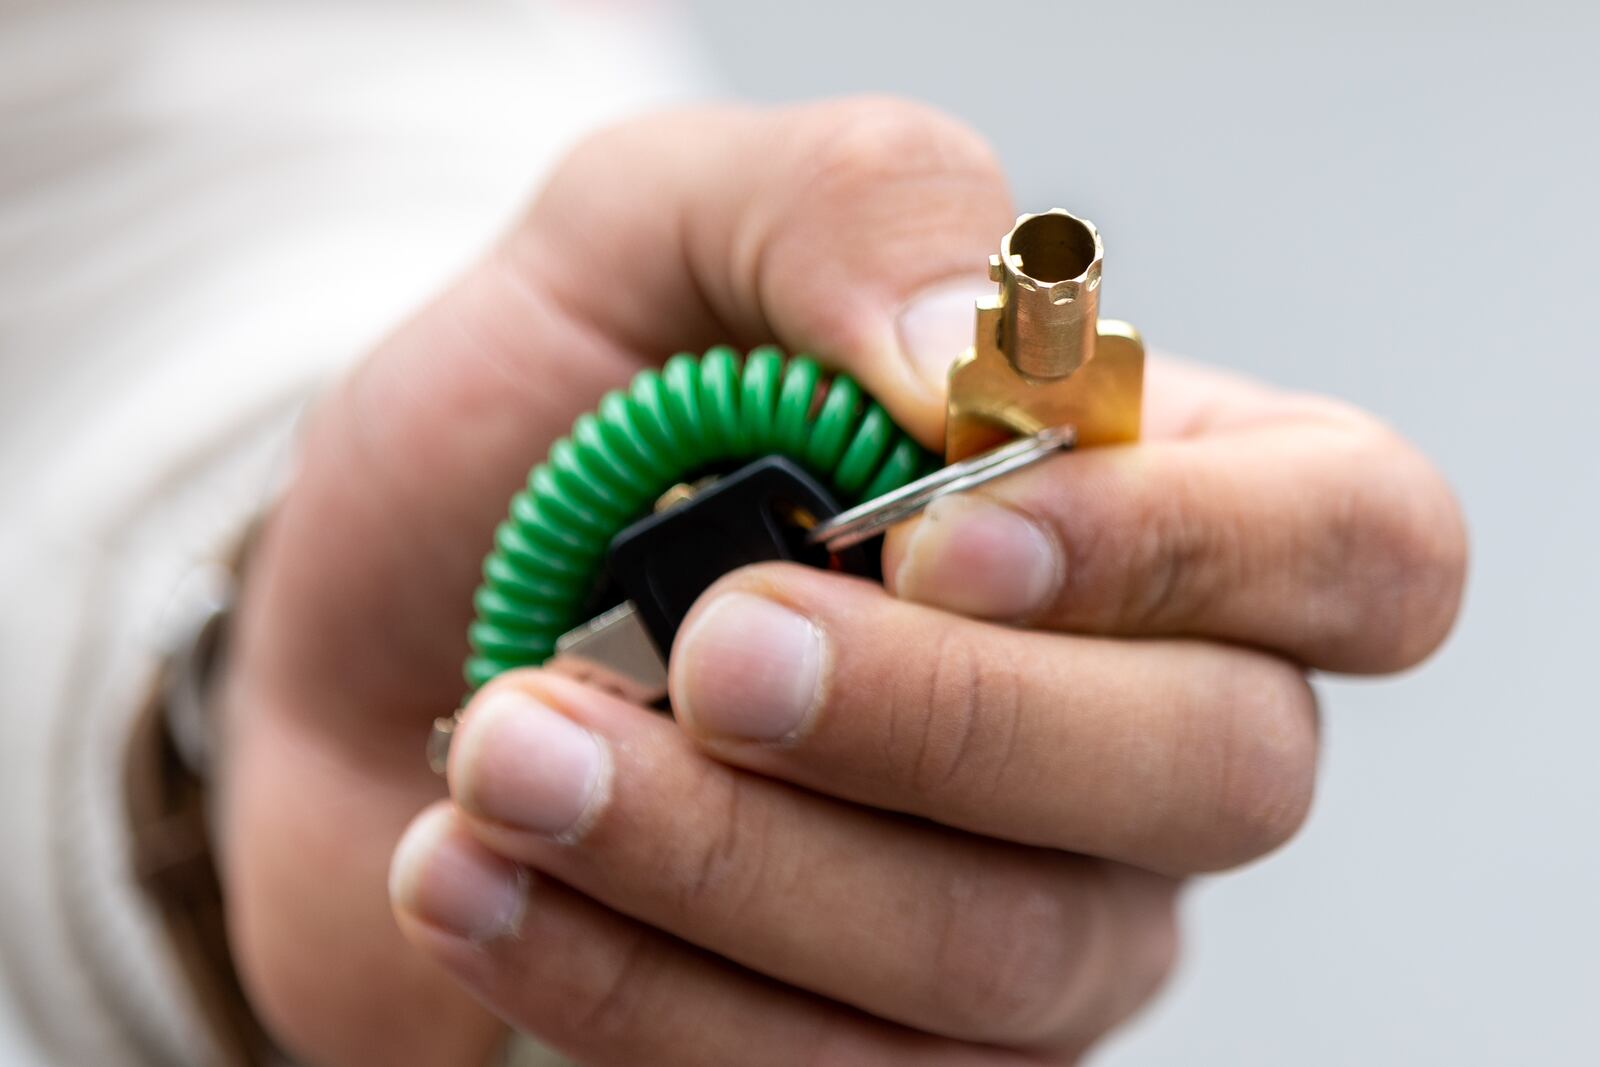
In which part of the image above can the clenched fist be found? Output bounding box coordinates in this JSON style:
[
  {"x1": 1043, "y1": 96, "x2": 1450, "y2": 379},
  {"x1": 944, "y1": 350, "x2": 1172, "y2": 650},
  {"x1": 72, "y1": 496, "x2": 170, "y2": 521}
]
[{"x1": 222, "y1": 99, "x2": 1466, "y2": 1066}]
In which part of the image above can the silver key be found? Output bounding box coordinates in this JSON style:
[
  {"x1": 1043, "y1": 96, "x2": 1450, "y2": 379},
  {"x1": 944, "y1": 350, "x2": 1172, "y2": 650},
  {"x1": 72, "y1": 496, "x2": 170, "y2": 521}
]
[{"x1": 807, "y1": 425, "x2": 1076, "y2": 552}]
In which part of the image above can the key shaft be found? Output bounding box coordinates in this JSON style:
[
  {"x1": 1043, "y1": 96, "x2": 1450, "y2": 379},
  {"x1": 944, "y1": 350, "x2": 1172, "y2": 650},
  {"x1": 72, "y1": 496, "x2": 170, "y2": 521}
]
[{"x1": 808, "y1": 426, "x2": 1076, "y2": 552}]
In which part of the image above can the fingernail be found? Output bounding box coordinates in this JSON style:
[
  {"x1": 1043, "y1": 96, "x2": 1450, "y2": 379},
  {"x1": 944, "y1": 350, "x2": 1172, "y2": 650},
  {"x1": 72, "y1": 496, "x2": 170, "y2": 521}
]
[
  {"x1": 894, "y1": 494, "x2": 1062, "y2": 620},
  {"x1": 389, "y1": 806, "x2": 528, "y2": 943},
  {"x1": 896, "y1": 275, "x2": 993, "y2": 388},
  {"x1": 673, "y1": 592, "x2": 824, "y2": 742},
  {"x1": 452, "y1": 689, "x2": 608, "y2": 842}
]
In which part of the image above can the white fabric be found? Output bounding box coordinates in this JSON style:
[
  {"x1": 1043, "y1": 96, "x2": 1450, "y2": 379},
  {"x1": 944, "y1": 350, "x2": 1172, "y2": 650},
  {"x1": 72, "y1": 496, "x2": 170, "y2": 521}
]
[{"x1": 0, "y1": 2, "x2": 704, "y2": 1063}]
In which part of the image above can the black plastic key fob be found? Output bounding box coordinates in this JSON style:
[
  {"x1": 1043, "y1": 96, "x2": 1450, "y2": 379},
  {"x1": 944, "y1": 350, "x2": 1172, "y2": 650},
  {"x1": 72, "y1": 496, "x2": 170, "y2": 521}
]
[{"x1": 607, "y1": 456, "x2": 876, "y2": 659}]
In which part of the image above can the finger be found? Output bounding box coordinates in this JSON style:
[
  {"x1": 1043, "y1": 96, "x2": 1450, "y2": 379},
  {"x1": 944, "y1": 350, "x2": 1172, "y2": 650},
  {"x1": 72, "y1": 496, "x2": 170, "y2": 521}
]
[
  {"x1": 883, "y1": 398, "x2": 1468, "y2": 673},
  {"x1": 390, "y1": 803, "x2": 1063, "y2": 1067},
  {"x1": 441, "y1": 674, "x2": 1176, "y2": 1049},
  {"x1": 670, "y1": 565, "x2": 1320, "y2": 875}
]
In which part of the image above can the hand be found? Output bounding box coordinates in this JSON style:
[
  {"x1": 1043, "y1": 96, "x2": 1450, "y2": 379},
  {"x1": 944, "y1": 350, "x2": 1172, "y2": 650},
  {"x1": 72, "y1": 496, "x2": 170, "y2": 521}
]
[{"x1": 225, "y1": 99, "x2": 1466, "y2": 1066}]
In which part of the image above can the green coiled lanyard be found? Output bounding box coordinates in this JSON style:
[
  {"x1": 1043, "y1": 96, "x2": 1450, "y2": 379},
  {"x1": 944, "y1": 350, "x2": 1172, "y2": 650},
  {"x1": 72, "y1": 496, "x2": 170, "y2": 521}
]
[{"x1": 465, "y1": 345, "x2": 936, "y2": 689}]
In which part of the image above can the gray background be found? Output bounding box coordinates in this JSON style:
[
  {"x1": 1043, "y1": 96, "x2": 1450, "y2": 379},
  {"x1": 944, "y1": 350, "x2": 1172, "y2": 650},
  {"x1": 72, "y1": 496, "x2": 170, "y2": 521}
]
[{"x1": 683, "y1": 2, "x2": 1599, "y2": 1063}]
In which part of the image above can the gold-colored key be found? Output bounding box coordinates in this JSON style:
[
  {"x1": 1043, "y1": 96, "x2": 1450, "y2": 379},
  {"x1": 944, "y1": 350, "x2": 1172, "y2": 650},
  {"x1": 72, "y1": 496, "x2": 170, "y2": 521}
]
[{"x1": 945, "y1": 209, "x2": 1145, "y2": 462}]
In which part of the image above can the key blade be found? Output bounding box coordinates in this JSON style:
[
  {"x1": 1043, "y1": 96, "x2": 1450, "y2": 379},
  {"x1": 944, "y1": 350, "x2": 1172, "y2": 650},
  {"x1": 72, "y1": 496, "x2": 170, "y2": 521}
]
[
  {"x1": 808, "y1": 425, "x2": 1076, "y2": 552},
  {"x1": 550, "y1": 600, "x2": 669, "y2": 706}
]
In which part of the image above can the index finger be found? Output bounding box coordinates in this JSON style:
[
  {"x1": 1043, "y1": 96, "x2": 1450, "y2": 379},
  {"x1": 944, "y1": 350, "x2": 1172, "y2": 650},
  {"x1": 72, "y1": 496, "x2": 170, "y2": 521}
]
[{"x1": 883, "y1": 392, "x2": 1467, "y2": 674}]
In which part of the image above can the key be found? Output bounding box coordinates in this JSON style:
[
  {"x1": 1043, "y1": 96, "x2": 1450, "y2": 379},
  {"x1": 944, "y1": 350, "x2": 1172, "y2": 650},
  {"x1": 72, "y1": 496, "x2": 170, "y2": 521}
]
[
  {"x1": 588, "y1": 455, "x2": 870, "y2": 694},
  {"x1": 807, "y1": 425, "x2": 1076, "y2": 551},
  {"x1": 550, "y1": 456, "x2": 860, "y2": 704}
]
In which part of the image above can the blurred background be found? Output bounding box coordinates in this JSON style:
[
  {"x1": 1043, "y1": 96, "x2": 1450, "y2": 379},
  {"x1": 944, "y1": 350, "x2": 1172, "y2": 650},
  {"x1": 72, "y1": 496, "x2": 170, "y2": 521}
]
[{"x1": 678, "y1": 1, "x2": 1598, "y2": 1062}]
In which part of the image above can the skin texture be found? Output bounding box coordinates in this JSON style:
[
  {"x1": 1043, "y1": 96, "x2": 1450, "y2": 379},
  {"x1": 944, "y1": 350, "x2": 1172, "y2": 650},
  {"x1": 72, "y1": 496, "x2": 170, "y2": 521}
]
[{"x1": 221, "y1": 99, "x2": 1467, "y2": 1066}]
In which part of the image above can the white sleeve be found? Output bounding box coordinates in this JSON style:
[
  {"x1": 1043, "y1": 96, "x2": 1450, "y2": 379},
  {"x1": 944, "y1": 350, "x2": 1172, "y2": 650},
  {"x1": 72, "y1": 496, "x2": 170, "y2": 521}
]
[{"x1": 0, "y1": 2, "x2": 706, "y2": 1062}]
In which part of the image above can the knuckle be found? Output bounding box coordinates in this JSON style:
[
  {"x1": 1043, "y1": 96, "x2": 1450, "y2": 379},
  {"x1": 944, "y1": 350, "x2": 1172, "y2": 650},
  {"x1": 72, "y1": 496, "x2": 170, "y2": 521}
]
[
  {"x1": 1371, "y1": 440, "x2": 1469, "y2": 669},
  {"x1": 1122, "y1": 892, "x2": 1181, "y2": 1008},
  {"x1": 891, "y1": 628, "x2": 1026, "y2": 805},
  {"x1": 922, "y1": 865, "x2": 1096, "y2": 1041},
  {"x1": 1079, "y1": 868, "x2": 1181, "y2": 1042},
  {"x1": 748, "y1": 97, "x2": 1011, "y2": 368},
  {"x1": 1203, "y1": 660, "x2": 1320, "y2": 868},
  {"x1": 1317, "y1": 420, "x2": 1469, "y2": 671},
  {"x1": 792, "y1": 96, "x2": 1002, "y2": 195},
  {"x1": 1066, "y1": 455, "x2": 1233, "y2": 634},
  {"x1": 655, "y1": 768, "x2": 777, "y2": 926},
  {"x1": 567, "y1": 925, "x2": 659, "y2": 1041}
]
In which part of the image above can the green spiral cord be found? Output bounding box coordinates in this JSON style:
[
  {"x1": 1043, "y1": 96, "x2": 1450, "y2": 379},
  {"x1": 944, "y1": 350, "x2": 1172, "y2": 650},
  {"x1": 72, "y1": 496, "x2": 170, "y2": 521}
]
[{"x1": 465, "y1": 345, "x2": 936, "y2": 689}]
